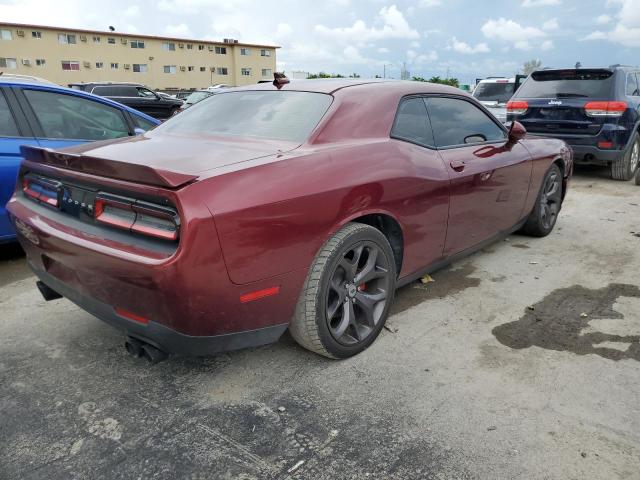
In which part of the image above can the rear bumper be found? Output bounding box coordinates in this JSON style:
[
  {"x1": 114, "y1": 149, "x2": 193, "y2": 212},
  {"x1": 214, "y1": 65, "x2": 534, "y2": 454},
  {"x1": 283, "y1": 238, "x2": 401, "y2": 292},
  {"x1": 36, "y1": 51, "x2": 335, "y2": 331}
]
[
  {"x1": 568, "y1": 145, "x2": 620, "y2": 165},
  {"x1": 32, "y1": 266, "x2": 288, "y2": 355}
]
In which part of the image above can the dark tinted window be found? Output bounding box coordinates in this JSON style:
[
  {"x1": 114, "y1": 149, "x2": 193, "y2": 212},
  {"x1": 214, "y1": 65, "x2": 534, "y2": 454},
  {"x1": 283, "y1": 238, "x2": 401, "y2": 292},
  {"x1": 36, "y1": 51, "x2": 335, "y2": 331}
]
[
  {"x1": 92, "y1": 86, "x2": 137, "y2": 96},
  {"x1": 24, "y1": 89, "x2": 130, "y2": 140},
  {"x1": 473, "y1": 82, "x2": 515, "y2": 104},
  {"x1": 0, "y1": 91, "x2": 20, "y2": 137},
  {"x1": 158, "y1": 91, "x2": 332, "y2": 143},
  {"x1": 626, "y1": 73, "x2": 639, "y2": 96},
  {"x1": 515, "y1": 69, "x2": 615, "y2": 98},
  {"x1": 391, "y1": 97, "x2": 434, "y2": 147},
  {"x1": 426, "y1": 97, "x2": 505, "y2": 148}
]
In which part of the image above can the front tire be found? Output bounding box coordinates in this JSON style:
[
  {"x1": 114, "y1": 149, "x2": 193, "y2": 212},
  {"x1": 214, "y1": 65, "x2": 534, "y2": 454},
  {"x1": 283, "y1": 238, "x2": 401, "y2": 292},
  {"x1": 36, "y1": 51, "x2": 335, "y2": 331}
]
[
  {"x1": 289, "y1": 223, "x2": 396, "y2": 359},
  {"x1": 521, "y1": 164, "x2": 563, "y2": 237},
  {"x1": 612, "y1": 133, "x2": 640, "y2": 181}
]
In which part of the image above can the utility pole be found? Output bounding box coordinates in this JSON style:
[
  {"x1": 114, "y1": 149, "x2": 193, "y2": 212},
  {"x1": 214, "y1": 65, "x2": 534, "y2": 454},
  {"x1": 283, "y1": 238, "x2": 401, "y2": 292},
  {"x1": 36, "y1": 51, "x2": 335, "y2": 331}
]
[
  {"x1": 383, "y1": 64, "x2": 393, "y2": 79},
  {"x1": 445, "y1": 67, "x2": 450, "y2": 80}
]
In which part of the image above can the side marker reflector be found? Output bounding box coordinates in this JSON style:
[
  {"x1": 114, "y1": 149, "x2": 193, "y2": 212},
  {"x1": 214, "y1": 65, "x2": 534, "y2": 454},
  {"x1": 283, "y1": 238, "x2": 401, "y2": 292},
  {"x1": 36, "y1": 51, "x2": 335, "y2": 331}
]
[
  {"x1": 115, "y1": 307, "x2": 150, "y2": 325},
  {"x1": 240, "y1": 286, "x2": 280, "y2": 303}
]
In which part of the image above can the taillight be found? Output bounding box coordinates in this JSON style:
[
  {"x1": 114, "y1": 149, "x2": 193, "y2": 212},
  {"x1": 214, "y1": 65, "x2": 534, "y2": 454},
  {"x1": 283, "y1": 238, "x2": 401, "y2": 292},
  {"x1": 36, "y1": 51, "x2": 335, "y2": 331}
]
[
  {"x1": 584, "y1": 101, "x2": 627, "y2": 117},
  {"x1": 94, "y1": 193, "x2": 180, "y2": 241},
  {"x1": 507, "y1": 100, "x2": 529, "y2": 115},
  {"x1": 22, "y1": 175, "x2": 60, "y2": 207}
]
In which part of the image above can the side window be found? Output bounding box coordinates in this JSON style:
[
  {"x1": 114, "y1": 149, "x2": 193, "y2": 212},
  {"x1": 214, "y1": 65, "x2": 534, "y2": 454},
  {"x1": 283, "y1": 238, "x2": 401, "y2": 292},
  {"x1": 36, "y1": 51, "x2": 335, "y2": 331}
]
[
  {"x1": 132, "y1": 115, "x2": 157, "y2": 131},
  {"x1": 23, "y1": 89, "x2": 131, "y2": 141},
  {"x1": 391, "y1": 97, "x2": 434, "y2": 147},
  {"x1": 92, "y1": 86, "x2": 116, "y2": 96},
  {"x1": 0, "y1": 91, "x2": 20, "y2": 137},
  {"x1": 137, "y1": 87, "x2": 156, "y2": 98},
  {"x1": 626, "y1": 73, "x2": 639, "y2": 96},
  {"x1": 426, "y1": 97, "x2": 506, "y2": 148}
]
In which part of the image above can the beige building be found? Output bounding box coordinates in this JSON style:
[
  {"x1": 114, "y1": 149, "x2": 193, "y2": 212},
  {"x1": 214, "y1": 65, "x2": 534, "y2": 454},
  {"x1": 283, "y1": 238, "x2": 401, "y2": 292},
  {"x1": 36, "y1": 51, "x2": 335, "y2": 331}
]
[{"x1": 0, "y1": 23, "x2": 279, "y2": 90}]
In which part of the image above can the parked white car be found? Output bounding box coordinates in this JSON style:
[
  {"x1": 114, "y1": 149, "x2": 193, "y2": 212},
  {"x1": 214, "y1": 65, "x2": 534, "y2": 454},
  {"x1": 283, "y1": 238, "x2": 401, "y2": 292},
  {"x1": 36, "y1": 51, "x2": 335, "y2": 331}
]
[{"x1": 472, "y1": 77, "x2": 516, "y2": 123}]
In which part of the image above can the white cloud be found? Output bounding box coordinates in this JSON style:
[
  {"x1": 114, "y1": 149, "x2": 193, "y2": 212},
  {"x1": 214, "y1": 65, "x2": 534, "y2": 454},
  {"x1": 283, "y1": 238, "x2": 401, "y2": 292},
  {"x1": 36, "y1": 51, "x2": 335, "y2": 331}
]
[
  {"x1": 407, "y1": 49, "x2": 438, "y2": 63},
  {"x1": 581, "y1": 0, "x2": 640, "y2": 47},
  {"x1": 314, "y1": 5, "x2": 419, "y2": 43},
  {"x1": 522, "y1": 0, "x2": 561, "y2": 6},
  {"x1": 541, "y1": 39, "x2": 554, "y2": 50},
  {"x1": 542, "y1": 18, "x2": 559, "y2": 30},
  {"x1": 378, "y1": 47, "x2": 390, "y2": 54},
  {"x1": 419, "y1": 0, "x2": 442, "y2": 6},
  {"x1": 275, "y1": 23, "x2": 293, "y2": 39},
  {"x1": 448, "y1": 37, "x2": 490, "y2": 54},
  {"x1": 164, "y1": 23, "x2": 192, "y2": 37},
  {"x1": 482, "y1": 18, "x2": 548, "y2": 51}
]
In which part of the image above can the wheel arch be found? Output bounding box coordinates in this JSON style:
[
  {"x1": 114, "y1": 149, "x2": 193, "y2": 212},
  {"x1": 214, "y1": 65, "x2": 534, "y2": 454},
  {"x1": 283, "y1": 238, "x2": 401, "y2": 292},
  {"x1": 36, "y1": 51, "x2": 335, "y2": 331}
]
[{"x1": 344, "y1": 212, "x2": 405, "y2": 276}]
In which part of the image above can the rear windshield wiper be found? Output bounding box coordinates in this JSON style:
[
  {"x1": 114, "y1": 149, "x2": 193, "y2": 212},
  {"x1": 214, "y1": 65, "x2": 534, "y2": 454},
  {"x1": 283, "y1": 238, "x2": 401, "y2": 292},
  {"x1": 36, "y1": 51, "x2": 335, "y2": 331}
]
[{"x1": 555, "y1": 92, "x2": 589, "y2": 98}]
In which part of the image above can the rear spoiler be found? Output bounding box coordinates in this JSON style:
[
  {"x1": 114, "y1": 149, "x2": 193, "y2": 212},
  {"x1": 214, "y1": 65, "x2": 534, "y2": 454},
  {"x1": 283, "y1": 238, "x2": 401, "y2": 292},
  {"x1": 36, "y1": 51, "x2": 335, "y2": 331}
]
[{"x1": 20, "y1": 146, "x2": 198, "y2": 189}]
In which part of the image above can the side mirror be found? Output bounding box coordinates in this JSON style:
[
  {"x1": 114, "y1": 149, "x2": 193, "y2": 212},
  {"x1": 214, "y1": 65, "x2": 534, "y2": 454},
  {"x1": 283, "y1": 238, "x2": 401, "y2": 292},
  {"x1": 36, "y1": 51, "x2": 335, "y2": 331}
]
[
  {"x1": 133, "y1": 127, "x2": 146, "y2": 135},
  {"x1": 508, "y1": 121, "x2": 527, "y2": 142}
]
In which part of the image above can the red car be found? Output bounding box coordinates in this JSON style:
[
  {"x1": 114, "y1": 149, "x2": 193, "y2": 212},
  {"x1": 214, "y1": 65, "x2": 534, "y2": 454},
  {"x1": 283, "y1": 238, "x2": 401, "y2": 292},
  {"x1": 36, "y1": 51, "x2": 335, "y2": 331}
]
[{"x1": 8, "y1": 79, "x2": 572, "y2": 362}]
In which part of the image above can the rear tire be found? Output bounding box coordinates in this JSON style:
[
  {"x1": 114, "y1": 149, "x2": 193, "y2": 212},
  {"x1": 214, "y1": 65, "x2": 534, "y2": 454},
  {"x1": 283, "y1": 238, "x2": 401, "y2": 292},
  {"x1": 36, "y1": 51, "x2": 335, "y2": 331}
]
[
  {"x1": 521, "y1": 164, "x2": 563, "y2": 237},
  {"x1": 611, "y1": 133, "x2": 639, "y2": 181},
  {"x1": 289, "y1": 223, "x2": 396, "y2": 359}
]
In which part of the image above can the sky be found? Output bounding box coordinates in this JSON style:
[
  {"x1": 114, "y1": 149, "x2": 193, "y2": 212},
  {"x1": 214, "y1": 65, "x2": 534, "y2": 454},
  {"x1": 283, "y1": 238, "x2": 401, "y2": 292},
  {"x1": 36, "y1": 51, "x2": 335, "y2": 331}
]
[{"x1": 1, "y1": 0, "x2": 640, "y2": 84}]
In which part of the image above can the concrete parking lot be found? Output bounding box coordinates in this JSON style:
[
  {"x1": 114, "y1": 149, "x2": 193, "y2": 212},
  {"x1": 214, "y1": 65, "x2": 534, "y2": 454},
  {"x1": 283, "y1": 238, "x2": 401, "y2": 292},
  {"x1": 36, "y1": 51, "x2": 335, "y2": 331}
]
[{"x1": 1, "y1": 169, "x2": 639, "y2": 480}]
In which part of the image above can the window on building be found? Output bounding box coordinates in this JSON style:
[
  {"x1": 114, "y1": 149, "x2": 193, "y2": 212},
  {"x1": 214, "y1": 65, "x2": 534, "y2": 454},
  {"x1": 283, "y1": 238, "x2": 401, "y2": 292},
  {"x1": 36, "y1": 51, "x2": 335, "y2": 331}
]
[
  {"x1": 0, "y1": 30, "x2": 12, "y2": 40},
  {"x1": 260, "y1": 49, "x2": 270, "y2": 57},
  {"x1": 216, "y1": 67, "x2": 228, "y2": 75},
  {"x1": 95, "y1": 62, "x2": 103, "y2": 69},
  {"x1": 107, "y1": 37, "x2": 115, "y2": 44},
  {"x1": 187, "y1": 44, "x2": 193, "y2": 50},
  {"x1": 215, "y1": 46, "x2": 227, "y2": 54},
  {"x1": 163, "y1": 65, "x2": 177, "y2": 74},
  {"x1": 111, "y1": 62, "x2": 118, "y2": 69},
  {"x1": 187, "y1": 66, "x2": 195, "y2": 72},
  {"x1": 261, "y1": 68, "x2": 272, "y2": 77},
  {"x1": 241, "y1": 68, "x2": 252, "y2": 76},
  {"x1": 133, "y1": 63, "x2": 148, "y2": 73},
  {"x1": 23, "y1": 89, "x2": 130, "y2": 141},
  {"x1": 0, "y1": 91, "x2": 20, "y2": 137},
  {"x1": 162, "y1": 42, "x2": 176, "y2": 51},
  {"x1": 35, "y1": 59, "x2": 46, "y2": 67},
  {"x1": 241, "y1": 48, "x2": 250, "y2": 56},
  {"x1": 198, "y1": 45, "x2": 204, "y2": 51},
  {"x1": 58, "y1": 34, "x2": 76, "y2": 44},
  {"x1": 93, "y1": 36, "x2": 101, "y2": 43},
  {"x1": 130, "y1": 40, "x2": 145, "y2": 49},
  {"x1": 61, "y1": 60, "x2": 80, "y2": 71},
  {"x1": 0, "y1": 58, "x2": 17, "y2": 69},
  {"x1": 32, "y1": 31, "x2": 42, "y2": 39},
  {"x1": 200, "y1": 66, "x2": 206, "y2": 72}
]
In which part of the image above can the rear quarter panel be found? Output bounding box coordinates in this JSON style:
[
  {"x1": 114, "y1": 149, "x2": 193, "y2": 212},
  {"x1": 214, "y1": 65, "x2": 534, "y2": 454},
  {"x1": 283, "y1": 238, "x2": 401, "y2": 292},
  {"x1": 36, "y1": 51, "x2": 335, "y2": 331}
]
[{"x1": 203, "y1": 140, "x2": 451, "y2": 285}]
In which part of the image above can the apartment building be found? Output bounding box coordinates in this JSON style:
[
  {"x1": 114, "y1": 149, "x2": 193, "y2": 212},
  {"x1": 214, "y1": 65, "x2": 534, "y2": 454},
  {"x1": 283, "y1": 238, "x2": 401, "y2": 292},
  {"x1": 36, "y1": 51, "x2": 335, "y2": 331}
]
[{"x1": 0, "y1": 23, "x2": 279, "y2": 89}]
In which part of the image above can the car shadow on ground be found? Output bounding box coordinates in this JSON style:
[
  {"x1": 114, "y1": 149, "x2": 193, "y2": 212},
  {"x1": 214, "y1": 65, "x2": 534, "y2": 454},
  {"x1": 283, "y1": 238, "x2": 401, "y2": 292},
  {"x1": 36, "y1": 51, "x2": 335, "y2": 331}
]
[{"x1": 0, "y1": 242, "x2": 31, "y2": 289}]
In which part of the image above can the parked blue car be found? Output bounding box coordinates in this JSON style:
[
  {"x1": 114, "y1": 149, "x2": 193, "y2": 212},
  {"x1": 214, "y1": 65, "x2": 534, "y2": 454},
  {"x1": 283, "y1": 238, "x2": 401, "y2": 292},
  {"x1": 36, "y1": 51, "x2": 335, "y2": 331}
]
[{"x1": 0, "y1": 75, "x2": 160, "y2": 242}]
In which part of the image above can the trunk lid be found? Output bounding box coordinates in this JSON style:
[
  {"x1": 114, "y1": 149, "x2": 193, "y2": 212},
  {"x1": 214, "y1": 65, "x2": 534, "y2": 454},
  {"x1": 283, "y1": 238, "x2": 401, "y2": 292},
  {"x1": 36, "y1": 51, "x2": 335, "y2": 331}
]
[
  {"x1": 20, "y1": 133, "x2": 297, "y2": 188},
  {"x1": 515, "y1": 98, "x2": 609, "y2": 135}
]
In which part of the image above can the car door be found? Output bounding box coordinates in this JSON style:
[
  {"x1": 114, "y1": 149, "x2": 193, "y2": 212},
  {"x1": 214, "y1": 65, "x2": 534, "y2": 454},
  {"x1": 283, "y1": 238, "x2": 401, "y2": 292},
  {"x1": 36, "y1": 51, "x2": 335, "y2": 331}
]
[
  {"x1": 425, "y1": 96, "x2": 532, "y2": 256},
  {"x1": 17, "y1": 87, "x2": 133, "y2": 150},
  {"x1": 135, "y1": 87, "x2": 165, "y2": 118},
  {"x1": 0, "y1": 87, "x2": 40, "y2": 240}
]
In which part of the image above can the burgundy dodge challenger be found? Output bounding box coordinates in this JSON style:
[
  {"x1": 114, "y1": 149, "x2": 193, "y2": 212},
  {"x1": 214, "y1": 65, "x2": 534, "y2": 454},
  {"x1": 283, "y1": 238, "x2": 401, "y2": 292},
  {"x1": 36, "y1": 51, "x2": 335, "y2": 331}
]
[{"x1": 7, "y1": 79, "x2": 572, "y2": 361}]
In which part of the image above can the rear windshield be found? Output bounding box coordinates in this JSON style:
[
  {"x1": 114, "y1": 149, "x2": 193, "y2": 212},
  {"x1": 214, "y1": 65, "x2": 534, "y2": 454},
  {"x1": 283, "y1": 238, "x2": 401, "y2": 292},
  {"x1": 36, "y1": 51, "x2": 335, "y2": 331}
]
[
  {"x1": 515, "y1": 70, "x2": 615, "y2": 99},
  {"x1": 473, "y1": 82, "x2": 515, "y2": 104},
  {"x1": 158, "y1": 91, "x2": 333, "y2": 143}
]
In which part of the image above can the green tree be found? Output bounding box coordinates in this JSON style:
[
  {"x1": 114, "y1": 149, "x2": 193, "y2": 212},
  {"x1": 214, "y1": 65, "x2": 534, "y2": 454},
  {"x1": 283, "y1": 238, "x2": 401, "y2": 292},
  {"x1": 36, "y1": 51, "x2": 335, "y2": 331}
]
[{"x1": 523, "y1": 59, "x2": 543, "y2": 75}]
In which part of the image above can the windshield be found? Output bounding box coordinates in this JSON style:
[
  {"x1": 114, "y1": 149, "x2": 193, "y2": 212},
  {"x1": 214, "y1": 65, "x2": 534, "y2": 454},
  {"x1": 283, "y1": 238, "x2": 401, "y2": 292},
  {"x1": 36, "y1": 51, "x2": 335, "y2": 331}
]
[
  {"x1": 473, "y1": 82, "x2": 515, "y2": 104},
  {"x1": 185, "y1": 91, "x2": 213, "y2": 104},
  {"x1": 158, "y1": 90, "x2": 333, "y2": 143},
  {"x1": 515, "y1": 70, "x2": 615, "y2": 99}
]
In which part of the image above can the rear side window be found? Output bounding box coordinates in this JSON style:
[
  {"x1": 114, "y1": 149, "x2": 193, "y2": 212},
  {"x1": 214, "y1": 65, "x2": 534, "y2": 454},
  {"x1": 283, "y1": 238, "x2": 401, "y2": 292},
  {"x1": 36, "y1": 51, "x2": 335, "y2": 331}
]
[
  {"x1": 426, "y1": 97, "x2": 505, "y2": 148},
  {"x1": 391, "y1": 97, "x2": 434, "y2": 147},
  {"x1": 93, "y1": 86, "x2": 134, "y2": 96},
  {"x1": 473, "y1": 82, "x2": 515, "y2": 104},
  {"x1": 515, "y1": 69, "x2": 615, "y2": 99},
  {"x1": 24, "y1": 89, "x2": 130, "y2": 141},
  {"x1": 0, "y1": 91, "x2": 20, "y2": 137},
  {"x1": 133, "y1": 114, "x2": 157, "y2": 131},
  {"x1": 158, "y1": 91, "x2": 332, "y2": 143},
  {"x1": 626, "y1": 73, "x2": 639, "y2": 96}
]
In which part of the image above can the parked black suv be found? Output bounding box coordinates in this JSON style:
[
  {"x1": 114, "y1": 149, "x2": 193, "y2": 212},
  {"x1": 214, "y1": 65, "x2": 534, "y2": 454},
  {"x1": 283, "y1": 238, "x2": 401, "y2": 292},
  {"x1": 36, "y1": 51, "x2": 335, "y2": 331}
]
[
  {"x1": 507, "y1": 67, "x2": 640, "y2": 180},
  {"x1": 69, "y1": 82, "x2": 183, "y2": 120}
]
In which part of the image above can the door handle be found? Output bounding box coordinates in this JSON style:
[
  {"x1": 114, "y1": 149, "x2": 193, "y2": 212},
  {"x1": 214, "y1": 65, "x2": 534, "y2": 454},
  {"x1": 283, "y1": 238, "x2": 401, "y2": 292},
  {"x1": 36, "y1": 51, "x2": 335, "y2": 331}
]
[{"x1": 449, "y1": 160, "x2": 466, "y2": 172}]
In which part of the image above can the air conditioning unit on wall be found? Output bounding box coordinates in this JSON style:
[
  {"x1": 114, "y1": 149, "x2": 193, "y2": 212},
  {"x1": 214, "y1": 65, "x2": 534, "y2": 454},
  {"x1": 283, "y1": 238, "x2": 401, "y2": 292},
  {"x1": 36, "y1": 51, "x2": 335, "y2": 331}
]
[
  {"x1": 180, "y1": 66, "x2": 186, "y2": 71},
  {"x1": 123, "y1": 64, "x2": 130, "y2": 69},
  {"x1": 17, "y1": 30, "x2": 25, "y2": 37},
  {"x1": 121, "y1": 38, "x2": 127, "y2": 44},
  {"x1": 83, "y1": 61, "x2": 91, "y2": 68},
  {"x1": 21, "y1": 59, "x2": 31, "y2": 66},
  {"x1": 178, "y1": 43, "x2": 184, "y2": 49},
  {"x1": 80, "y1": 35, "x2": 87, "y2": 42}
]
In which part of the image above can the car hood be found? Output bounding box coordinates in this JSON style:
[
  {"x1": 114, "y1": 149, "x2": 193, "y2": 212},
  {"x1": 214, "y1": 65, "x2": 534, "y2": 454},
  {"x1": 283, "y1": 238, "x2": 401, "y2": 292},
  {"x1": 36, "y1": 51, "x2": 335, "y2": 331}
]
[{"x1": 20, "y1": 133, "x2": 299, "y2": 188}]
